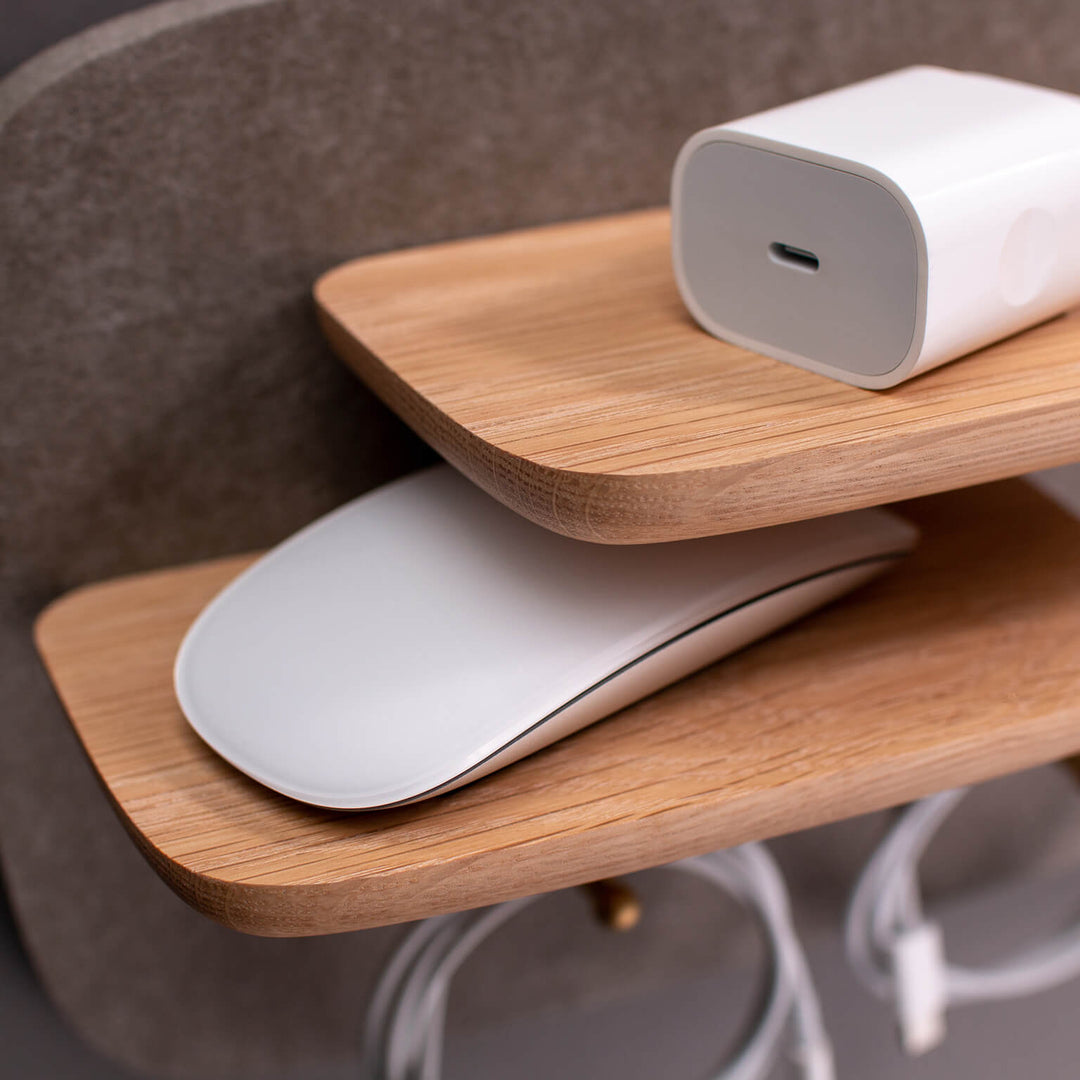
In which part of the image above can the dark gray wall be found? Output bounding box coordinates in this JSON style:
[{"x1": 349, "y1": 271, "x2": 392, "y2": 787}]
[{"x1": 1, "y1": 0, "x2": 151, "y2": 75}]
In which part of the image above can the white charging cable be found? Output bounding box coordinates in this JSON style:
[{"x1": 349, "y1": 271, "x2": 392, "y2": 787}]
[
  {"x1": 846, "y1": 785, "x2": 1080, "y2": 1056},
  {"x1": 360, "y1": 843, "x2": 833, "y2": 1080}
]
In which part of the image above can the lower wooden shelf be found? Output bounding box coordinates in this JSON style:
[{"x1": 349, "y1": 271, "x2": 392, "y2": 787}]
[{"x1": 33, "y1": 480, "x2": 1080, "y2": 937}]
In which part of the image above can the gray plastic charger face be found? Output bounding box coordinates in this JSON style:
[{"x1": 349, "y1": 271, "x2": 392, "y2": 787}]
[{"x1": 677, "y1": 141, "x2": 919, "y2": 380}]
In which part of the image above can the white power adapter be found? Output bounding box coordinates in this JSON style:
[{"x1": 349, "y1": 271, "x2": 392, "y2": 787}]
[{"x1": 672, "y1": 66, "x2": 1080, "y2": 388}]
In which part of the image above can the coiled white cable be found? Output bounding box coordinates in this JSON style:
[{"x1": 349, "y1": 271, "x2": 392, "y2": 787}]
[
  {"x1": 360, "y1": 843, "x2": 833, "y2": 1080},
  {"x1": 846, "y1": 785, "x2": 1080, "y2": 1056}
]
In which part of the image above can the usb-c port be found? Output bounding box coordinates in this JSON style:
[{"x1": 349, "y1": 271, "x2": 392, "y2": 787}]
[{"x1": 769, "y1": 242, "x2": 819, "y2": 273}]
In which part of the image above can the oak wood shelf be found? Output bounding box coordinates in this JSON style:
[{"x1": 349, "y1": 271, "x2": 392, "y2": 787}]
[
  {"x1": 34, "y1": 481, "x2": 1080, "y2": 937},
  {"x1": 316, "y1": 208, "x2": 1080, "y2": 543}
]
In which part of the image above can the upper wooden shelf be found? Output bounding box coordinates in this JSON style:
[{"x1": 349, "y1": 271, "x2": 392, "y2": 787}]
[
  {"x1": 33, "y1": 481, "x2": 1080, "y2": 937},
  {"x1": 316, "y1": 208, "x2": 1080, "y2": 543}
]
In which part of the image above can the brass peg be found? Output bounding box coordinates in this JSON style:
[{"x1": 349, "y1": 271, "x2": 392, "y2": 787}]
[{"x1": 580, "y1": 877, "x2": 641, "y2": 931}]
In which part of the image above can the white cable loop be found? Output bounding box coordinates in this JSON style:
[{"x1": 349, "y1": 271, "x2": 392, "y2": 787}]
[
  {"x1": 361, "y1": 843, "x2": 834, "y2": 1080},
  {"x1": 845, "y1": 784, "x2": 1080, "y2": 1056}
]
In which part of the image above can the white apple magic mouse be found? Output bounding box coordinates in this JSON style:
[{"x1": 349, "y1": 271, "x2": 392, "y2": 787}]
[{"x1": 174, "y1": 466, "x2": 917, "y2": 809}]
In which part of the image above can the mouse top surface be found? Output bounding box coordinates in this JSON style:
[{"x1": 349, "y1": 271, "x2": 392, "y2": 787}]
[{"x1": 175, "y1": 466, "x2": 916, "y2": 809}]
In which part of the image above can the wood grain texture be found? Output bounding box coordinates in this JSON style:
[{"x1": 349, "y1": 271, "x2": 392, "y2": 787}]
[
  {"x1": 315, "y1": 208, "x2": 1080, "y2": 542},
  {"x1": 32, "y1": 481, "x2": 1080, "y2": 936}
]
